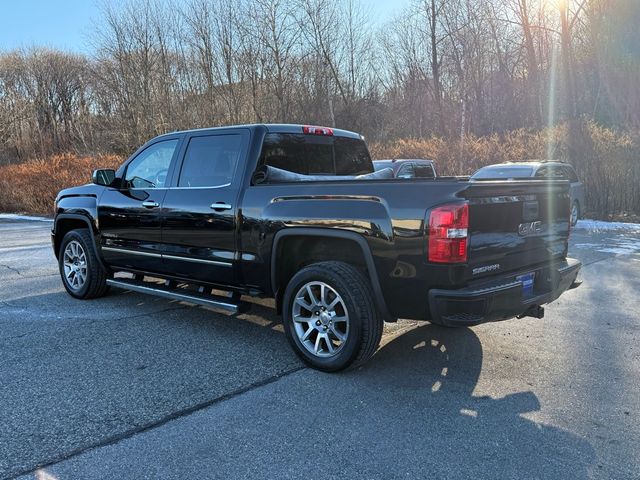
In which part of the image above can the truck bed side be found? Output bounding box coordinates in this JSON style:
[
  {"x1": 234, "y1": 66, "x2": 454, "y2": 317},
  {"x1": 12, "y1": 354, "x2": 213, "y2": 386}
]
[{"x1": 238, "y1": 177, "x2": 573, "y2": 321}]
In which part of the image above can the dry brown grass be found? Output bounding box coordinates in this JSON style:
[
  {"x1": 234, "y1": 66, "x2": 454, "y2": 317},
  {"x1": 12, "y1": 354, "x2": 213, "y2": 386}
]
[{"x1": 0, "y1": 153, "x2": 122, "y2": 216}]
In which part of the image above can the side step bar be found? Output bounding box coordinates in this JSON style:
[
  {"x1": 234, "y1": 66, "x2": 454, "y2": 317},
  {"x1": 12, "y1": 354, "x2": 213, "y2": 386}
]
[{"x1": 106, "y1": 278, "x2": 245, "y2": 314}]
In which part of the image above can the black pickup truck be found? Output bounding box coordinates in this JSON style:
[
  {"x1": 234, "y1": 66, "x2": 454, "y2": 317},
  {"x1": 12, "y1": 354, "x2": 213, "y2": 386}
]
[{"x1": 52, "y1": 124, "x2": 581, "y2": 371}]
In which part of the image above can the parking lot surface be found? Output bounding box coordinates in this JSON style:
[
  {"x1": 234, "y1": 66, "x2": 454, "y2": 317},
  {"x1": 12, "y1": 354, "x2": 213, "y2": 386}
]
[{"x1": 1, "y1": 217, "x2": 639, "y2": 479}]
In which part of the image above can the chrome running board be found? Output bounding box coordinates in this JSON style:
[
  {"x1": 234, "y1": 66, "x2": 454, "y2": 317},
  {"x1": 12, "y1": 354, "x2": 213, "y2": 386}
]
[{"x1": 106, "y1": 278, "x2": 243, "y2": 314}]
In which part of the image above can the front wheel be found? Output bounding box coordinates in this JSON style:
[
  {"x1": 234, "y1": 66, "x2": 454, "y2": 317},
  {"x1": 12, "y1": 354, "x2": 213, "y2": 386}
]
[
  {"x1": 282, "y1": 261, "x2": 383, "y2": 372},
  {"x1": 58, "y1": 229, "x2": 110, "y2": 299}
]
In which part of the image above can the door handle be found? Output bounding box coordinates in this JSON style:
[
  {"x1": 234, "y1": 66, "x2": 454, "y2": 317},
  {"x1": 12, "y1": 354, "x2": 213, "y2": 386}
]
[
  {"x1": 142, "y1": 201, "x2": 160, "y2": 208},
  {"x1": 210, "y1": 202, "x2": 232, "y2": 211}
]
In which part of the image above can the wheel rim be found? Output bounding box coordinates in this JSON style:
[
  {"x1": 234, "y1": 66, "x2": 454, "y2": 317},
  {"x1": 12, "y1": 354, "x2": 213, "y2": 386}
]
[
  {"x1": 571, "y1": 204, "x2": 578, "y2": 225},
  {"x1": 291, "y1": 281, "x2": 349, "y2": 358},
  {"x1": 63, "y1": 240, "x2": 88, "y2": 290}
]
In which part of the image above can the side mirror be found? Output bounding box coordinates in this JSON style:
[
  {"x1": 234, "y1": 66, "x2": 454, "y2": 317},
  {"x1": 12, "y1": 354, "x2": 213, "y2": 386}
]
[{"x1": 92, "y1": 169, "x2": 116, "y2": 187}]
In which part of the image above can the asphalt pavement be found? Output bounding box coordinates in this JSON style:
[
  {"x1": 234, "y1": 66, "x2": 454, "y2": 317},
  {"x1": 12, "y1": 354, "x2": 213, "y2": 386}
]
[{"x1": 0, "y1": 216, "x2": 638, "y2": 479}]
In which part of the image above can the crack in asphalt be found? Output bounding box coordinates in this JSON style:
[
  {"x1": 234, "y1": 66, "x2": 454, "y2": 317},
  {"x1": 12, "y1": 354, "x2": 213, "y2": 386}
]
[
  {"x1": 0, "y1": 263, "x2": 22, "y2": 276},
  {"x1": 0, "y1": 331, "x2": 34, "y2": 341},
  {"x1": 8, "y1": 365, "x2": 306, "y2": 480}
]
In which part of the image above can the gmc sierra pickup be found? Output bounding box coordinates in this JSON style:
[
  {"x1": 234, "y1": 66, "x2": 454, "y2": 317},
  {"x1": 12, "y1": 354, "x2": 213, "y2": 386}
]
[{"x1": 52, "y1": 124, "x2": 581, "y2": 371}]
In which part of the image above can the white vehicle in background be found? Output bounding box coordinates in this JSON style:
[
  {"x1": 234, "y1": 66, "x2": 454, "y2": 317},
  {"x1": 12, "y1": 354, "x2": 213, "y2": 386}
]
[{"x1": 471, "y1": 161, "x2": 585, "y2": 226}]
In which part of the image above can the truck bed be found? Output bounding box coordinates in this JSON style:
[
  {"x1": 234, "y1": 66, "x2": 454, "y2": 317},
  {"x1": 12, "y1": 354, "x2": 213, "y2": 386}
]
[{"x1": 240, "y1": 176, "x2": 574, "y2": 321}]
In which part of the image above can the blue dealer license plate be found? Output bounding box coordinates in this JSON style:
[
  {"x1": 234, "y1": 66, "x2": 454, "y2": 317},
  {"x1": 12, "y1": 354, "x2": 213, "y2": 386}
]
[{"x1": 517, "y1": 272, "x2": 536, "y2": 298}]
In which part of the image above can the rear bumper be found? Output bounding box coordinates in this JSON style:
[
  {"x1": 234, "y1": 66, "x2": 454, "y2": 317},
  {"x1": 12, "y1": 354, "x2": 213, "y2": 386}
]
[{"x1": 428, "y1": 258, "x2": 581, "y2": 326}]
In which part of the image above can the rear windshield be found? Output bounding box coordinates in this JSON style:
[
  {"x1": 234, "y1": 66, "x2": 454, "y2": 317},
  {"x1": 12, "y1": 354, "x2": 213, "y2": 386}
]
[
  {"x1": 259, "y1": 133, "x2": 373, "y2": 176},
  {"x1": 472, "y1": 166, "x2": 535, "y2": 179}
]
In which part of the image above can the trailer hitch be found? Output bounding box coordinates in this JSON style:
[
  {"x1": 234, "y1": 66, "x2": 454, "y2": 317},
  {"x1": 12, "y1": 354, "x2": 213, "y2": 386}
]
[{"x1": 517, "y1": 304, "x2": 545, "y2": 319}]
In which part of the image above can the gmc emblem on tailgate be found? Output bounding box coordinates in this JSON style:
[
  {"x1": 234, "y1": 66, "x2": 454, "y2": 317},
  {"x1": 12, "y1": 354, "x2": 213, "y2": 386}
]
[{"x1": 518, "y1": 221, "x2": 543, "y2": 236}]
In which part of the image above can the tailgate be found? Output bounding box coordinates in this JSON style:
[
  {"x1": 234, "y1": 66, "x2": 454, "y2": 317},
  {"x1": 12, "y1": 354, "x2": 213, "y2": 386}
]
[{"x1": 463, "y1": 180, "x2": 571, "y2": 280}]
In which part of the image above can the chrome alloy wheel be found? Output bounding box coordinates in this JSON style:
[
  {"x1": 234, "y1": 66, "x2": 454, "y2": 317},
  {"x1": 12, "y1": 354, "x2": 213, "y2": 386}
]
[
  {"x1": 63, "y1": 240, "x2": 88, "y2": 290},
  {"x1": 291, "y1": 281, "x2": 349, "y2": 358},
  {"x1": 571, "y1": 203, "x2": 579, "y2": 226}
]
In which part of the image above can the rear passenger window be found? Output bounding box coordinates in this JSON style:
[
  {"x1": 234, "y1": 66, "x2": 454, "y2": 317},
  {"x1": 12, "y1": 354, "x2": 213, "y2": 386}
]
[{"x1": 178, "y1": 135, "x2": 243, "y2": 187}]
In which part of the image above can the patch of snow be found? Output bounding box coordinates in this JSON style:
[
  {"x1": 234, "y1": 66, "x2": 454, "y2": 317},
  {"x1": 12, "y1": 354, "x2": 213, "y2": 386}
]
[
  {"x1": 575, "y1": 219, "x2": 640, "y2": 233},
  {"x1": 0, "y1": 213, "x2": 52, "y2": 222},
  {"x1": 574, "y1": 235, "x2": 640, "y2": 256}
]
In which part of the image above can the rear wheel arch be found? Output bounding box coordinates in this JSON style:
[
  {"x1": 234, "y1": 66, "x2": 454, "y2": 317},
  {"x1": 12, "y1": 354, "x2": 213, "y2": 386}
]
[{"x1": 270, "y1": 228, "x2": 394, "y2": 321}]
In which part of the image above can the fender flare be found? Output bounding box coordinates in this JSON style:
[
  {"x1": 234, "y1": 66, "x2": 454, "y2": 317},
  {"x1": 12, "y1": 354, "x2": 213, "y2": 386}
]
[
  {"x1": 54, "y1": 213, "x2": 108, "y2": 271},
  {"x1": 271, "y1": 228, "x2": 395, "y2": 321}
]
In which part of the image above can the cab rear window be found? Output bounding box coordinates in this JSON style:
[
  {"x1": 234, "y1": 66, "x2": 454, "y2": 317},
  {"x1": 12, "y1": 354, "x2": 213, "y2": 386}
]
[{"x1": 259, "y1": 133, "x2": 373, "y2": 176}]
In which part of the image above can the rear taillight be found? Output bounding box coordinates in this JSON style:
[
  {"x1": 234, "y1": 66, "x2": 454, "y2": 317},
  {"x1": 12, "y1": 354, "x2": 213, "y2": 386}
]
[
  {"x1": 303, "y1": 125, "x2": 334, "y2": 136},
  {"x1": 428, "y1": 203, "x2": 469, "y2": 263}
]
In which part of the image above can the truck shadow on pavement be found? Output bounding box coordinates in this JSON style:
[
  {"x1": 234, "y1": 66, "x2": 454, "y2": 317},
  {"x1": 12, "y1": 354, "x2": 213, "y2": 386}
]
[{"x1": 342, "y1": 324, "x2": 597, "y2": 478}]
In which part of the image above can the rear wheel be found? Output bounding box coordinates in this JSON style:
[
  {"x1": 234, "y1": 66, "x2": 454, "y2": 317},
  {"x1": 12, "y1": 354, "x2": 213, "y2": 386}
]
[
  {"x1": 58, "y1": 229, "x2": 109, "y2": 299},
  {"x1": 571, "y1": 201, "x2": 580, "y2": 226},
  {"x1": 282, "y1": 261, "x2": 383, "y2": 372}
]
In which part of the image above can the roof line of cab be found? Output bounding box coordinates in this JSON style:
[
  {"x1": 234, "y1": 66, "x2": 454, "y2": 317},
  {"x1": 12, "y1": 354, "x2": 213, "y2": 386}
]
[{"x1": 154, "y1": 123, "x2": 363, "y2": 140}]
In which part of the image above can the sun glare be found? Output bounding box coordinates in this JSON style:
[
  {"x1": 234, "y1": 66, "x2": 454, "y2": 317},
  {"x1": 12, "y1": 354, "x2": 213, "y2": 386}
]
[
  {"x1": 555, "y1": 0, "x2": 568, "y2": 7},
  {"x1": 542, "y1": 0, "x2": 569, "y2": 13}
]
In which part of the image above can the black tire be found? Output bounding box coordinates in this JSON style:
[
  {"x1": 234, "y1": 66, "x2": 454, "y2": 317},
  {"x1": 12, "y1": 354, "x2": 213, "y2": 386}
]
[
  {"x1": 282, "y1": 261, "x2": 383, "y2": 372},
  {"x1": 571, "y1": 201, "x2": 580, "y2": 226},
  {"x1": 58, "y1": 229, "x2": 110, "y2": 299}
]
